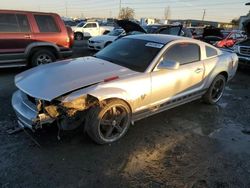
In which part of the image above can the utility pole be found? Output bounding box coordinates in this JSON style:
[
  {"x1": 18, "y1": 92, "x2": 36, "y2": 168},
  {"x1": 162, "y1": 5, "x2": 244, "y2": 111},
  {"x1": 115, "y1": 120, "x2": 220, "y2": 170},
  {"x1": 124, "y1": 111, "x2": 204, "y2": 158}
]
[
  {"x1": 202, "y1": 9, "x2": 206, "y2": 21},
  {"x1": 119, "y1": 0, "x2": 121, "y2": 13}
]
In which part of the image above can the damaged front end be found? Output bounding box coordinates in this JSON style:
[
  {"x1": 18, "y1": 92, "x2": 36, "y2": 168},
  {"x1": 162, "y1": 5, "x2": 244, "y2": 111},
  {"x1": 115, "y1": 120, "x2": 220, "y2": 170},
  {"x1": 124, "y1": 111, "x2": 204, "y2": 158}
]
[{"x1": 12, "y1": 90, "x2": 98, "y2": 131}]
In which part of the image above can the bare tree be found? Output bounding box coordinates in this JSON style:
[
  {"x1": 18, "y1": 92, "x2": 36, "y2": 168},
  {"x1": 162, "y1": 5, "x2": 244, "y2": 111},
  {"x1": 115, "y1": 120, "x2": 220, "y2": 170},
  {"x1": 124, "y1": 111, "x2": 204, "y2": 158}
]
[
  {"x1": 231, "y1": 18, "x2": 240, "y2": 26},
  {"x1": 118, "y1": 7, "x2": 135, "y2": 20}
]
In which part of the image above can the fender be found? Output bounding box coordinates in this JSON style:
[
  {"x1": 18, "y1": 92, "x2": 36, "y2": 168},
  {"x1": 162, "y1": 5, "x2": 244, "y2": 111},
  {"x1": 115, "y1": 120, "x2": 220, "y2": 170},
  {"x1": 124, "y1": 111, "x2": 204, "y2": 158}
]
[
  {"x1": 62, "y1": 86, "x2": 134, "y2": 111},
  {"x1": 24, "y1": 42, "x2": 60, "y2": 57},
  {"x1": 88, "y1": 87, "x2": 135, "y2": 111}
]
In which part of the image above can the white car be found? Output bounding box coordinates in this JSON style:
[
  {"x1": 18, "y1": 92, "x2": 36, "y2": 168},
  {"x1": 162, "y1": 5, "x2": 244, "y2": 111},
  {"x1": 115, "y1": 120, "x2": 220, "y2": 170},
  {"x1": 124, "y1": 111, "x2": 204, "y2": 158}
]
[
  {"x1": 72, "y1": 21, "x2": 114, "y2": 40},
  {"x1": 88, "y1": 29, "x2": 125, "y2": 50}
]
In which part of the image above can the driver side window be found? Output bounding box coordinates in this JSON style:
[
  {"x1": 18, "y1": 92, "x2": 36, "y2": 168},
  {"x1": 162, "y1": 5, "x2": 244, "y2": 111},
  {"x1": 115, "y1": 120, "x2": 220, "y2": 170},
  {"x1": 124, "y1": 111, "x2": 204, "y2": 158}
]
[{"x1": 163, "y1": 43, "x2": 200, "y2": 65}]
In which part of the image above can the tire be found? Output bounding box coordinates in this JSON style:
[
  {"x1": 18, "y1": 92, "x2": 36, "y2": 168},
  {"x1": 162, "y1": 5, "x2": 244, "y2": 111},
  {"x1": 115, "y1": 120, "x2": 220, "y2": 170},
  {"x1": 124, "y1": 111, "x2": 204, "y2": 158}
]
[
  {"x1": 75, "y1": 32, "x2": 83, "y2": 40},
  {"x1": 30, "y1": 49, "x2": 56, "y2": 67},
  {"x1": 203, "y1": 74, "x2": 226, "y2": 105},
  {"x1": 86, "y1": 99, "x2": 131, "y2": 144}
]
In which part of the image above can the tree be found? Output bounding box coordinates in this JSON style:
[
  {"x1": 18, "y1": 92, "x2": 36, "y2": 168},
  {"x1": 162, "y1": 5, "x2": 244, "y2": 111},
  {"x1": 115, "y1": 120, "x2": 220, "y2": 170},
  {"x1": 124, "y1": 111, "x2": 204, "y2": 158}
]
[
  {"x1": 231, "y1": 18, "x2": 240, "y2": 26},
  {"x1": 118, "y1": 7, "x2": 135, "y2": 20}
]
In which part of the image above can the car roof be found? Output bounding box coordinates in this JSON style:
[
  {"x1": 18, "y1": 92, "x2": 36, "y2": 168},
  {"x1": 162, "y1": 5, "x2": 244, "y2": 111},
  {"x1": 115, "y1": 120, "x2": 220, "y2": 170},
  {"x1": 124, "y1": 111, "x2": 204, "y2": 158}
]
[
  {"x1": 0, "y1": 9, "x2": 58, "y2": 15},
  {"x1": 124, "y1": 34, "x2": 190, "y2": 44}
]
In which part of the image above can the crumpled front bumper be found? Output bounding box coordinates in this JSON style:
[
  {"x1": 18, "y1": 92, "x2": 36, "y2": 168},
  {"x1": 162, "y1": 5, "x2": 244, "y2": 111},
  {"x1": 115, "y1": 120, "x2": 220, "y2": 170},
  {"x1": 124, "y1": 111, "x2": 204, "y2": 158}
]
[{"x1": 12, "y1": 90, "x2": 54, "y2": 130}]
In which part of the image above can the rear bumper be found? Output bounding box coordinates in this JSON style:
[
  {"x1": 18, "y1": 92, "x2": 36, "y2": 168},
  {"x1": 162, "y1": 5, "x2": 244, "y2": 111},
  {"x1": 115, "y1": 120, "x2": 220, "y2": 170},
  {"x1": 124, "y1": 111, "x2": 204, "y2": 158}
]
[{"x1": 12, "y1": 90, "x2": 54, "y2": 130}]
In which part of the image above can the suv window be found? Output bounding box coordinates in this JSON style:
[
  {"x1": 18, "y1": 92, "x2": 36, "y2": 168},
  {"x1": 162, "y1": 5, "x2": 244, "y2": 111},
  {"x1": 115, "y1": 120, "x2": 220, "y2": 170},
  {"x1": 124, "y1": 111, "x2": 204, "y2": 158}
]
[
  {"x1": 163, "y1": 43, "x2": 200, "y2": 65},
  {"x1": 34, "y1": 15, "x2": 59, "y2": 32},
  {"x1": 206, "y1": 46, "x2": 218, "y2": 58},
  {"x1": 0, "y1": 13, "x2": 19, "y2": 32},
  {"x1": 16, "y1": 14, "x2": 30, "y2": 32},
  {"x1": 84, "y1": 23, "x2": 97, "y2": 28}
]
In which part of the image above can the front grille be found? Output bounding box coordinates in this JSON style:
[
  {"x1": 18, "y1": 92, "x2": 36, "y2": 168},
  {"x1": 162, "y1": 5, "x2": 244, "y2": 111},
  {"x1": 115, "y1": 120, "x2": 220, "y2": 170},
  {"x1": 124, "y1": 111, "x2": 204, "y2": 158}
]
[{"x1": 240, "y1": 47, "x2": 250, "y2": 56}]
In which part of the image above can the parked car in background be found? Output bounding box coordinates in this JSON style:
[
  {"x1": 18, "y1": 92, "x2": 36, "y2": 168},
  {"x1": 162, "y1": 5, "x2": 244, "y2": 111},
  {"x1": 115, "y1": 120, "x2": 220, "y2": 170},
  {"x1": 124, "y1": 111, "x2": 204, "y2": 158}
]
[
  {"x1": 233, "y1": 39, "x2": 250, "y2": 67},
  {"x1": 188, "y1": 27, "x2": 204, "y2": 39},
  {"x1": 145, "y1": 24, "x2": 193, "y2": 38},
  {"x1": 201, "y1": 26, "x2": 223, "y2": 45},
  {"x1": 12, "y1": 34, "x2": 238, "y2": 144},
  {"x1": 64, "y1": 20, "x2": 77, "y2": 27},
  {"x1": 88, "y1": 20, "x2": 147, "y2": 51},
  {"x1": 72, "y1": 21, "x2": 114, "y2": 40},
  {"x1": 215, "y1": 30, "x2": 246, "y2": 48},
  {"x1": 0, "y1": 10, "x2": 74, "y2": 68},
  {"x1": 88, "y1": 29, "x2": 125, "y2": 50}
]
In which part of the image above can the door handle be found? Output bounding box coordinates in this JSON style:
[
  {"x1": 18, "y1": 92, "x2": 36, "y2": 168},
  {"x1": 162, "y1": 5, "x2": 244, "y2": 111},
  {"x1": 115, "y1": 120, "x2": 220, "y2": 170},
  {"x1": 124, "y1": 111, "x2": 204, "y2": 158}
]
[
  {"x1": 24, "y1": 34, "x2": 31, "y2": 39},
  {"x1": 195, "y1": 68, "x2": 203, "y2": 73}
]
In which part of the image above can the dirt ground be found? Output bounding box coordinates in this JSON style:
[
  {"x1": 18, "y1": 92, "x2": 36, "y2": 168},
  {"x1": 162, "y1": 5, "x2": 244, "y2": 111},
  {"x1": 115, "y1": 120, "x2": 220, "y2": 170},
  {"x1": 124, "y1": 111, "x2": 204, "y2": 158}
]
[{"x1": 0, "y1": 41, "x2": 250, "y2": 188}]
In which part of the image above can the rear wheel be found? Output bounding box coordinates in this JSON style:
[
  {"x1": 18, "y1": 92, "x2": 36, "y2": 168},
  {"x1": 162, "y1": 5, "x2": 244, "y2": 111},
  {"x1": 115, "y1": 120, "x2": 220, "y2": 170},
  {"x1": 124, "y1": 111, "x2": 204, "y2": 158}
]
[
  {"x1": 86, "y1": 99, "x2": 131, "y2": 144},
  {"x1": 30, "y1": 49, "x2": 56, "y2": 67},
  {"x1": 203, "y1": 74, "x2": 226, "y2": 104}
]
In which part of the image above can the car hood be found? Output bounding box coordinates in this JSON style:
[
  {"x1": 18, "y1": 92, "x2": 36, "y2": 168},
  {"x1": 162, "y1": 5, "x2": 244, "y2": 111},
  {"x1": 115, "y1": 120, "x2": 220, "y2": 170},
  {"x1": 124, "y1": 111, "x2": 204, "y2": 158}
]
[
  {"x1": 116, "y1": 20, "x2": 146, "y2": 33},
  {"x1": 15, "y1": 57, "x2": 137, "y2": 101},
  {"x1": 89, "y1": 35, "x2": 117, "y2": 42}
]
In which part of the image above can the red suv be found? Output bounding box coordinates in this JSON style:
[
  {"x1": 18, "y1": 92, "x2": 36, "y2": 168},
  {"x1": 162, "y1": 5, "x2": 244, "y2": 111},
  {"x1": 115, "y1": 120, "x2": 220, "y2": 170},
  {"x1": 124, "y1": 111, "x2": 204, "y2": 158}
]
[{"x1": 0, "y1": 10, "x2": 74, "y2": 68}]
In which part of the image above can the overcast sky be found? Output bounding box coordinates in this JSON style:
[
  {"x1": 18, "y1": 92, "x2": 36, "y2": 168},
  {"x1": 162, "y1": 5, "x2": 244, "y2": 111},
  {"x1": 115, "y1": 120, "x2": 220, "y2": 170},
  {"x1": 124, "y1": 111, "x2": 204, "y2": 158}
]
[{"x1": 0, "y1": 0, "x2": 249, "y2": 22}]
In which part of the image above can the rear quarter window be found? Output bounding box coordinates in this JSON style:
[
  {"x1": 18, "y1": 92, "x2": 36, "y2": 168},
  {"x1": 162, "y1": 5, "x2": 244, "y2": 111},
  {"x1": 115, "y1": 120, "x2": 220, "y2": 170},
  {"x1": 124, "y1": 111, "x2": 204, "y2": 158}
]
[
  {"x1": 34, "y1": 15, "x2": 60, "y2": 33},
  {"x1": 206, "y1": 46, "x2": 218, "y2": 58}
]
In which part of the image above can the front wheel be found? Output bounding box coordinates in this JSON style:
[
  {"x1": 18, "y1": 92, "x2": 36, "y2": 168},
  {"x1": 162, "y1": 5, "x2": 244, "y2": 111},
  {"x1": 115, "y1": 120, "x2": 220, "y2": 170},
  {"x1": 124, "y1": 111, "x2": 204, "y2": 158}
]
[
  {"x1": 203, "y1": 74, "x2": 226, "y2": 104},
  {"x1": 86, "y1": 100, "x2": 131, "y2": 144}
]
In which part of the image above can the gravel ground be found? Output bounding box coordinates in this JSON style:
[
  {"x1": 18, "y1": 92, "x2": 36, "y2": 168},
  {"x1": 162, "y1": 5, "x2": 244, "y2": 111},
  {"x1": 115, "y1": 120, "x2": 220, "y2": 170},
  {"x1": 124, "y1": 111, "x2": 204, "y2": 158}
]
[{"x1": 0, "y1": 40, "x2": 250, "y2": 188}]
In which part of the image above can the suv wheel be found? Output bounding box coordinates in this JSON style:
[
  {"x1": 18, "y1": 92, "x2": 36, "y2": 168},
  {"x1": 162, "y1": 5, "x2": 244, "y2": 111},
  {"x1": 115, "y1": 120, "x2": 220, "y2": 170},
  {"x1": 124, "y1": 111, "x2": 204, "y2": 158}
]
[
  {"x1": 203, "y1": 74, "x2": 226, "y2": 104},
  {"x1": 86, "y1": 99, "x2": 131, "y2": 144},
  {"x1": 75, "y1": 32, "x2": 83, "y2": 40},
  {"x1": 31, "y1": 50, "x2": 56, "y2": 67}
]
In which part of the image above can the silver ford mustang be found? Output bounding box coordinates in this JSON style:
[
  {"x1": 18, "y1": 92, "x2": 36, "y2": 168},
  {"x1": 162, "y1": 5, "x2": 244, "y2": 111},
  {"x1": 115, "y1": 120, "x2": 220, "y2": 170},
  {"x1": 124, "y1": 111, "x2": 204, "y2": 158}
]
[{"x1": 12, "y1": 34, "x2": 238, "y2": 144}]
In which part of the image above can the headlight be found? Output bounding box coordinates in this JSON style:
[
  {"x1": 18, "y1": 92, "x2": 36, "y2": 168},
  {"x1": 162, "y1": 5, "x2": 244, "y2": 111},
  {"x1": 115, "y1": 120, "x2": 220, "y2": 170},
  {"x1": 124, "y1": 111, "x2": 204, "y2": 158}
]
[{"x1": 61, "y1": 96, "x2": 87, "y2": 111}]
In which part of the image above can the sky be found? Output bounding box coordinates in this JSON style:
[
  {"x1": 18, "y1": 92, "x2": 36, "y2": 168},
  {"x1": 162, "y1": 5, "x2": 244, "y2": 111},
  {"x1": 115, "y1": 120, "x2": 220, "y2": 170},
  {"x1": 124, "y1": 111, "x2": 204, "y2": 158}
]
[{"x1": 0, "y1": 0, "x2": 249, "y2": 22}]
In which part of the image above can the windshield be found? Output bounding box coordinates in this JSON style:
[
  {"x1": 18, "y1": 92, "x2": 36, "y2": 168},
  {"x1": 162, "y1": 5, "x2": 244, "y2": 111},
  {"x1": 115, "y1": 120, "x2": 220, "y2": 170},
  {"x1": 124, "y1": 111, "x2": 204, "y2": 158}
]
[
  {"x1": 95, "y1": 38, "x2": 163, "y2": 72},
  {"x1": 76, "y1": 22, "x2": 86, "y2": 27},
  {"x1": 108, "y1": 29, "x2": 124, "y2": 36}
]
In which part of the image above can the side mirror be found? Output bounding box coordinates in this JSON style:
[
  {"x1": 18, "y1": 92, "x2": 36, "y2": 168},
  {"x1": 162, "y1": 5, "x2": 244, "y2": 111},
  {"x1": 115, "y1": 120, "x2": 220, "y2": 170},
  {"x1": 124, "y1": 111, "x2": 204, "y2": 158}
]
[{"x1": 158, "y1": 60, "x2": 180, "y2": 70}]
